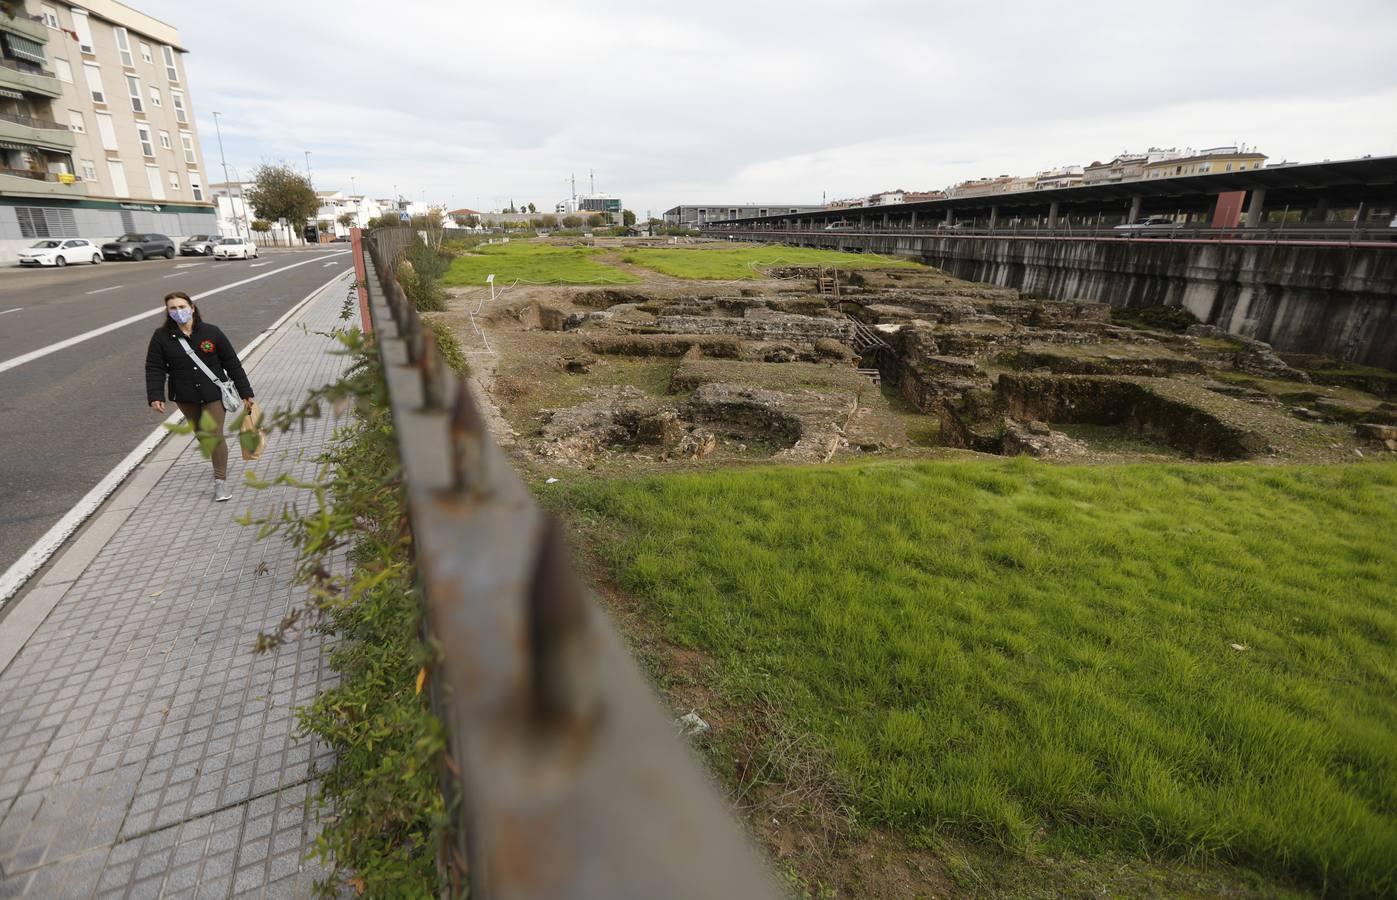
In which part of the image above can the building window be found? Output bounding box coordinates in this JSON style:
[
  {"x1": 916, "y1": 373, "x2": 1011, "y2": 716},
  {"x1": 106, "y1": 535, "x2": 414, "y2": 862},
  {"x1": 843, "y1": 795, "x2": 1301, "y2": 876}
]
[
  {"x1": 139, "y1": 41, "x2": 152, "y2": 64},
  {"x1": 126, "y1": 74, "x2": 143, "y2": 112},
  {"x1": 54, "y1": 57, "x2": 72, "y2": 83},
  {"x1": 39, "y1": 4, "x2": 59, "y2": 28},
  {"x1": 180, "y1": 131, "x2": 195, "y2": 164},
  {"x1": 146, "y1": 164, "x2": 164, "y2": 200},
  {"x1": 107, "y1": 159, "x2": 129, "y2": 196},
  {"x1": 114, "y1": 27, "x2": 133, "y2": 67},
  {"x1": 71, "y1": 10, "x2": 94, "y2": 54},
  {"x1": 80, "y1": 158, "x2": 97, "y2": 182},
  {"x1": 168, "y1": 170, "x2": 179, "y2": 191},
  {"x1": 171, "y1": 90, "x2": 186, "y2": 123},
  {"x1": 82, "y1": 62, "x2": 105, "y2": 103},
  {"x1": 137, "y1": 124, "x2": 154, "y2": 157},
  {"x1": 95, "y1": 112, "x2": 118, "y2": 150},
  {"x1": 161, "y1": 45, "x2": 178, "y2": 82},
  {"x1": 66, "y1": 110, "x2": 85, "y2": 133},
  {"x1": 148, "y1": 85, "x2": 161, "y2": 108},
  {"x1": 189, "y1": 172, "x2": 202, "y2": 202},
  {"x1": 158, "y1": 129, "x2": 171, "y2": 150},
  {"x1": 15, "y1": 206, "x2": 79, "y2": 239}
]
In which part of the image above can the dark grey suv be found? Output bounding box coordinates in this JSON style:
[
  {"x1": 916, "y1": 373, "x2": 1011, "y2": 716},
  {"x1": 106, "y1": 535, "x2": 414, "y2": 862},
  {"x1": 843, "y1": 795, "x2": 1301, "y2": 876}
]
[{"x1": 101, "y1": 233, "x2": 176, "y2": 261}]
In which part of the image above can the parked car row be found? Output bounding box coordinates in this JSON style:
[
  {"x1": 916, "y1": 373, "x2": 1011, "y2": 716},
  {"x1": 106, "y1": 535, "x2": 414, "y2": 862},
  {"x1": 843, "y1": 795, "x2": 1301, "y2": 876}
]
[{"x1": 14, "y1": 233, "x2": 267, "y2": 267}]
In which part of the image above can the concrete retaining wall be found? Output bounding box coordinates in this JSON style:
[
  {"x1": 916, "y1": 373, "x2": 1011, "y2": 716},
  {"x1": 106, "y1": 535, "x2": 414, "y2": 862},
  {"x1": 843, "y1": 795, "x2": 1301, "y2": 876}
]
[{"x1": 726, "y1": 232, "x2": 1397, "y2": 369}]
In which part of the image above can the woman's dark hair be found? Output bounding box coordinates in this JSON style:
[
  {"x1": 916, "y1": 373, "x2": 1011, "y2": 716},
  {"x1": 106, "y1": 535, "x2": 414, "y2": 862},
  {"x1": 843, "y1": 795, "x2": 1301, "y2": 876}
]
[{"x1": 162, "y1": 291, "x2": 202, "y2": 327}]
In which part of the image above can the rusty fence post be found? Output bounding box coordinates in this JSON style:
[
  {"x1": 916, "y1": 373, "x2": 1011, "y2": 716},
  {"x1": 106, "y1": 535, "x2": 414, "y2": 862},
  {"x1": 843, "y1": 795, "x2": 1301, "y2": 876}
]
[{"x1": 354, "y1": 228, "x2": 780, "y2": 900}]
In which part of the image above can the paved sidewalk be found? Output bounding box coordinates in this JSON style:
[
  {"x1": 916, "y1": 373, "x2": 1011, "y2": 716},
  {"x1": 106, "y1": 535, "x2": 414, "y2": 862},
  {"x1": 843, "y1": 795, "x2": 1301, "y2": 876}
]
[{"x1": 0, "y1": 275, "x2": 355, "y2": 899}]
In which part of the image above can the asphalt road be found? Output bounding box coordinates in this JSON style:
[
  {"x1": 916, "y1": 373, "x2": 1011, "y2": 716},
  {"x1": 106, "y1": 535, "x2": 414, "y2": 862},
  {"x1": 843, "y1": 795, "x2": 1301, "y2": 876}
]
[{"x1": 0, "y1": 247, "x2": 356, "y2": 576}]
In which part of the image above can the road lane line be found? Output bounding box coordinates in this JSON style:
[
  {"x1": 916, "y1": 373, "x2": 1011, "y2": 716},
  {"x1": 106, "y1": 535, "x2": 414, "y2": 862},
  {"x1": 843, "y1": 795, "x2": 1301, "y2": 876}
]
[
  {"x1": 163, "y1": 273, "x2": 183, "y2": 278},
  {"x1": 0, "y1": 307, "x2": 21, "y2": 316},
  {"x1": 248, "y1": 262, "x2": 271, "y2": 268},
  {"x1": 175, "y1": 263, "x2": 199, "y2": 269},
  {"x1": 0, "y1": 269, "x2": 353, "y2": 610},
  {"x1": 0, "y1": 251, "x2": 350, "y2": 376},
  {"x1": 321, "y1": 261, "x2": 339, "y2": 267},
  {"x1": 212, "y1": 263, "x2": 231, "y2": 268},
  {"x1": 85, "y1": 285, "x2": 124, "y2": 295}
]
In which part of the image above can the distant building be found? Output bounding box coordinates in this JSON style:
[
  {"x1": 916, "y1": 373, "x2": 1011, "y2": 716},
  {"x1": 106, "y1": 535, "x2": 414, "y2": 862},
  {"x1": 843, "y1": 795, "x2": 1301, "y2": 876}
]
[
  {"x1": 867, "y1": 190, "x2": 904, "y2": 206},
  {"x1": 662, "y1": 203, "x2": 823, "y2": 227},
  {"x1": 949, "y1": 176, "x2": 1017, "y2": 198},
  {"x1": 0, "y1": 0, "x2": 215, "y2": 262},
  {"x1": 1083, "y1": 149, "x2": 1180, "y2": 184},
  {"x1": 1033, "y1": 166, "x2": 1085, "y2": 190},
  {"x1": 1144, "y1": 146, "x2": 1267, "y2": 179},
  {"x1": 902, "y1": 190, "x2": 946, "y2": 203}
]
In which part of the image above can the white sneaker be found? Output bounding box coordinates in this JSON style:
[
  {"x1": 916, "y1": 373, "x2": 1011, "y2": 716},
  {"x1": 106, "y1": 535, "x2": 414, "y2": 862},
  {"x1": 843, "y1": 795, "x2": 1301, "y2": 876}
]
[{"x1": 214, "y1": 479, "x2": 231, "y2": 502}]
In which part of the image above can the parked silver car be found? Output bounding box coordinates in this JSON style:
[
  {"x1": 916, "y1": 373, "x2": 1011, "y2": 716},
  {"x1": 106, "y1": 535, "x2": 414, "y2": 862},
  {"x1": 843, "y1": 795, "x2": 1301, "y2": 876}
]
[{"x1": 180, "y1": 234, "x2": 218, "y2": 256}]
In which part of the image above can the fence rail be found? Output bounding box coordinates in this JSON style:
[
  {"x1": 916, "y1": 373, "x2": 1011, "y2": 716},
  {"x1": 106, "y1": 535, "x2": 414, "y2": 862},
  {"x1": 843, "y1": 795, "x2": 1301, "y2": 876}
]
[
  {"x1": 704, "y1": 223, "x2": 1397, "y2": 245},
  {"x1": 356, "y1": 227, "x2": 778, "y2": 900}
]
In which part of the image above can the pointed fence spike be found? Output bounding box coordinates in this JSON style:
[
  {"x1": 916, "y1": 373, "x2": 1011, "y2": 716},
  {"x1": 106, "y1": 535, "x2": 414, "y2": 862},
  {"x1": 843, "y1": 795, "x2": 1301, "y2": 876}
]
[
  {"x1": 420, "y1": 327, "x2": 444, "y2": 409},
  {"x1": 450, "y1": 376, "x2": 487, "y2": 494},
  {"x1": 528, "y1": 518, "x2": 598, "y2": 727}
]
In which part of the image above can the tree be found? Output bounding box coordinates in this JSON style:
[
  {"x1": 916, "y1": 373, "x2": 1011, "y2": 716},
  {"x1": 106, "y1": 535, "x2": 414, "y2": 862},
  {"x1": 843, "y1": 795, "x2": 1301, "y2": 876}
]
[
  {"x1": 527, "y1": 202, "x2": 536, "y2": 214},
  {"x1": 622, "y1": 209, "x2": 636, "y2": 227},
  {"x1": 337, "y1": 212, "x2": 355, "y2": 230},
  {"x1": 562, "y1": 215, "x2": 581, "y2": 228},
  {"x1": 244, "y1": 163, "x2": 318, "y2": 245},
  {"x1": 539, "y1": 214, "x2": 558, "y2": 228},
  {"x1": 587, "y1": 213, "x2": 604, "y2": 228},
  {"x1": 250, "y1": 219, "x2": 271, "y2": 233}
]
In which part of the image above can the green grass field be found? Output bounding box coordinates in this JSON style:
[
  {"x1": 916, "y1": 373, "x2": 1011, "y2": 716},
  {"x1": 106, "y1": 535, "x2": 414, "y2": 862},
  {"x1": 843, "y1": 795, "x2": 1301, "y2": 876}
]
[
  {"x1": 550, "y1": 460, "x2": 1397, "y2": 895},
  {"x1": 442, "y1": 242, "x2": 637, "y2": 286},
  {"x1": 621, "y1": 245, "x2": 923, "y2": 279}
]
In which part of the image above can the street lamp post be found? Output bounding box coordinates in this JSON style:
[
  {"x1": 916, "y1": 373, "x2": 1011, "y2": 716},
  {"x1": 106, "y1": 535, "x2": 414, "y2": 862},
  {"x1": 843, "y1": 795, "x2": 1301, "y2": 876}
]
[{"x1": 212, "y1": 111, "x2": 239, "y2": 238}]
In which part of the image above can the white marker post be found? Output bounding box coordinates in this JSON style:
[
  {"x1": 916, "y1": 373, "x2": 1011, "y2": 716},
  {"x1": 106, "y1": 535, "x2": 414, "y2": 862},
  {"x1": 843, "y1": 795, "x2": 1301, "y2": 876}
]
[{"x1": 486, "y1": 273, "x2": 495, "y2": 302}]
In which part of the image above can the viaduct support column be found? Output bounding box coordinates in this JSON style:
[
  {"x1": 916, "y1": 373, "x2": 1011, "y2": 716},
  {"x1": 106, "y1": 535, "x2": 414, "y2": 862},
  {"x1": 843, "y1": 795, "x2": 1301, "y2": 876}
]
[
  {"x1": 910, "y1": 211, "x2": 917, "y2": 230},
  {"x1": 1311, "y1": 197, "x2": 1330, "y2": 224},
  {"x1": 1127, "y1": 195, "x2": 1143, "y2": 224},
  {"x1": 1047, "y1": 201, "x2": 1060, "y2": 229},
  {"x1": 882, "y1": 213, "x2": 890, "y2": 230},
  {"x1": 944, "y1": 207, "x2": 954, "y2": 228},
  {"x1": 1245, "y1": 188, "x2": 1267, "y2": 228},
  {"x1": 988, "y1": 205, "x2": 998, "y2": 230}
]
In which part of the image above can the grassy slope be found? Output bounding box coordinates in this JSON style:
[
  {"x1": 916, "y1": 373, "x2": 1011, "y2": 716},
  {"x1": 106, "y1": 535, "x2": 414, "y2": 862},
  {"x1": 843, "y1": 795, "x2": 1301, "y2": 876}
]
[
  {"x1": 621, "y1": 245, "x2": 923, "y2": 279},
  {"x1": 549, "y1": 460, "x2": 1397, "y2": 896},
  {"x1": 442, "y1": 242, "x2": 637, "y2": 286}
]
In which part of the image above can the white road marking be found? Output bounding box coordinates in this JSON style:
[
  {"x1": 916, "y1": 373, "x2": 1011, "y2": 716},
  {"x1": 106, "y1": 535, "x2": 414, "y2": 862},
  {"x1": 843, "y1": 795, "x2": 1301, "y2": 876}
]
[
  {"x1": 0, "y1": 251, "x2": 351, "y2": 375},
  {"x1": 212, "y1": 263, "x2": 231, "y2": 268},
  {"x1": 163, "y1": 273, "x2": 183, "y2": 278},
  {"x1": 85, "y1": 285, "x2": 124, "y2": 295},
  {"x1": 248, "y1": 262, "x2": 271, "y2": 268},
  {"x1": 175, "y1": 263, "x2": 199, "y2": 269},
  {"x1": 0, "y1": 269, "x2": 353, "y2": 609},
  {"x1": 321, "y1": 261, "x2": 339, "y2": 267},
  {"x1": 0, "y1": 307, "x2": 21, "y2": 316}
]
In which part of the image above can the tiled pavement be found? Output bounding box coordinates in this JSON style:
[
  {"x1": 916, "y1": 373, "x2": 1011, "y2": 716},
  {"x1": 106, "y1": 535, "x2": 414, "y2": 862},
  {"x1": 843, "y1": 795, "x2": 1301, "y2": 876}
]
[{"x1": 0, "y1": 276, "x2": 356, "y2": 899}]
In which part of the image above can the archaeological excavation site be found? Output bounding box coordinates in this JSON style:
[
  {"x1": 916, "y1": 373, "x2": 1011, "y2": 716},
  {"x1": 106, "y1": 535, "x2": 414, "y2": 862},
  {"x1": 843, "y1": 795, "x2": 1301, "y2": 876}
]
[{"x1": 435, "y1": 240, "x2": 1396, "y2": 473}]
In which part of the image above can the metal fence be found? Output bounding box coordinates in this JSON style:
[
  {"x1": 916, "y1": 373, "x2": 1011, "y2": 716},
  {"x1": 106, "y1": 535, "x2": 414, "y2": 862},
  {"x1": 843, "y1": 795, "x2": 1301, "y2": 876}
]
[
  {"x1": 703, "y1": 222, "x2": 1397, "y2": 245},
  {"x1": 356, "y1": 227, "x2": 779, "y2": 900}
]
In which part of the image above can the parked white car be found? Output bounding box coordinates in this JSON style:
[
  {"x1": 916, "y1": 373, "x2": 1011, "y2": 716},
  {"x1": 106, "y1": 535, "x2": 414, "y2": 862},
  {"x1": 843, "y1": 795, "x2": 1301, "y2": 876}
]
[
  {"x1": 16, "y1": 238, "x2": 102, "y2": 267},
  {"x1": 212, "y1": 237, "x2": 259, "y2": 260}
]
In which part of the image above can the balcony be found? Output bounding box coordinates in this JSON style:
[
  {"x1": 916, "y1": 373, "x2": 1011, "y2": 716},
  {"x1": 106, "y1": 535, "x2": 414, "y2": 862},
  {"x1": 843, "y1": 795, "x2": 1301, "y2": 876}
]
[
  {"x1": 0, "y1": 166, "x2": 88, "y2": 199},
  {"x1": 0, "y1": 110, "x2": 74, "y2": 152},
  {"x1": 0, "y1": 58, "x2": 61, "y2": 100},
  {"x1": 0, "y1": 13, "x2": 49, "y2": 45}
]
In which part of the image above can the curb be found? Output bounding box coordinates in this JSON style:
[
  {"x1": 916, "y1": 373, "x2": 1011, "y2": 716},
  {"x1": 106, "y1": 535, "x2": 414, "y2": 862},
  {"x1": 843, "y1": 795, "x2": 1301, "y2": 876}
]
[{"x1": 0, "y1": 270, "x2": 353, "y2": 674}]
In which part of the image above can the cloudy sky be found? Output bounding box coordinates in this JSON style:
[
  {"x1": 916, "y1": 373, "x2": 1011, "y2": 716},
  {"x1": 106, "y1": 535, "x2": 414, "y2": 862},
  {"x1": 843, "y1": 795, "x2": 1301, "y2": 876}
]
[{"x1": 137, "y1": 0, "x2": 1397, "y2": 216}]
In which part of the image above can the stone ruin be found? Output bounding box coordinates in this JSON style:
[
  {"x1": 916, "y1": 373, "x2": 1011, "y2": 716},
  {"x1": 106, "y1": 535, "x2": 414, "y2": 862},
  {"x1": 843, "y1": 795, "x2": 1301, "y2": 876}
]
[{"x1": 498, "y1": 270, "x2": 1394, "y2": 466}]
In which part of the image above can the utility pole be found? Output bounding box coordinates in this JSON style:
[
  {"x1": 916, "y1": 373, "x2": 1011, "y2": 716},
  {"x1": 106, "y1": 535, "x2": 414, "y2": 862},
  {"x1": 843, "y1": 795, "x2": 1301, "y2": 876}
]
[{"x1": 211, "y1": 111, "x2": 241, "y2": 237}]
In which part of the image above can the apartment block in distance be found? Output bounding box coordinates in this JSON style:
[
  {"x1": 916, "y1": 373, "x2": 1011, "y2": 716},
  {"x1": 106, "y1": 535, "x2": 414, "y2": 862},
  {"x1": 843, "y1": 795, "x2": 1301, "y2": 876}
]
[{"x1": 0, "y1": 1, "x2": 214, "y2": 262}]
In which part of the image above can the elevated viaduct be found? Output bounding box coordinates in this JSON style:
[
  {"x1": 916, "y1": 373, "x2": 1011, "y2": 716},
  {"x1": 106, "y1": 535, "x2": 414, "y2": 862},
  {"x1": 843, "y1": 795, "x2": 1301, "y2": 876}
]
[{"x1": 703, "y1": 156, "x2": 1397, "y2": 369}]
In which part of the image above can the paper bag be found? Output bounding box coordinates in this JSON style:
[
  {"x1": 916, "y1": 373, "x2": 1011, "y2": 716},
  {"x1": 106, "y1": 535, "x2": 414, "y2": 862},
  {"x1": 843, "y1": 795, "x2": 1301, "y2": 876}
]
[{"x1": 239, "y1": 401, "x2": 266, "y2": 461}]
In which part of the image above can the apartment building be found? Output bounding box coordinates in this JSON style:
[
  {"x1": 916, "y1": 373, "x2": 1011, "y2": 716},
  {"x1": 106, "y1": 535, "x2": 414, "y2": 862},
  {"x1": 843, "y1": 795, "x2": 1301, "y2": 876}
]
[
  {"x1": 662, "y1": 204, "x2": 823, "y2": 227},
  {"x1": 0, "y1": 1, "x2": 214, "y2": 262}
]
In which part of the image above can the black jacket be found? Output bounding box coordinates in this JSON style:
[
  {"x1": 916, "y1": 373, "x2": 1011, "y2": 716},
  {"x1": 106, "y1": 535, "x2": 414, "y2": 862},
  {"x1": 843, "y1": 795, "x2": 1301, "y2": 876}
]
[{"x1": 145, "y1": 320, "x2": 254, "y2": 405}]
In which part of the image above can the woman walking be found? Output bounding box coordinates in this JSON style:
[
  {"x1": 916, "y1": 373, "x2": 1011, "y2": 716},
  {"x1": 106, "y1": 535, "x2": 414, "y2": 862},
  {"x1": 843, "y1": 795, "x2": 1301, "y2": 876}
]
[{"x1": 145, "y1": 291, "x2": 254, "y2": 501}]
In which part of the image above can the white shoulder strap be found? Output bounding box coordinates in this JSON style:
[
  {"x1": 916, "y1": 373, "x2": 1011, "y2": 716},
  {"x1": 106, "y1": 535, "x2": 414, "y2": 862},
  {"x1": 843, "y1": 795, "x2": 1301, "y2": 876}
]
[{"x1": 176, "y1": 334, "x2": 224, "y2": 384}]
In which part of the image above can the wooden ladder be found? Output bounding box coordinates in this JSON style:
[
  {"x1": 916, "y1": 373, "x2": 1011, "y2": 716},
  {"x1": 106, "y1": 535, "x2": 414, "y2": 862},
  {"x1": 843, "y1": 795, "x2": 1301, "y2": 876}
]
[{"x1": 817, "y1": 266, "x2": 840, "y2": 302}]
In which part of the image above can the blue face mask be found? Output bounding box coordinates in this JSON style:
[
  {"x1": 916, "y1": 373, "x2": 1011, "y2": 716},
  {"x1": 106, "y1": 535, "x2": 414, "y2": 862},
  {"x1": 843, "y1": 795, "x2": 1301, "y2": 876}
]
[{"x1": 169, "y1": 307, "x2": 193, "y2": 324}]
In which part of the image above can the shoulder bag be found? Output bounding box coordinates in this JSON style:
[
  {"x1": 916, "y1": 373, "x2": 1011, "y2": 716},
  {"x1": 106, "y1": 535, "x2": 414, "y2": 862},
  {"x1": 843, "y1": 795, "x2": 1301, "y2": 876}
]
[{"x1": 176, "y1": 335, "x2": 243, "y2": 413}]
